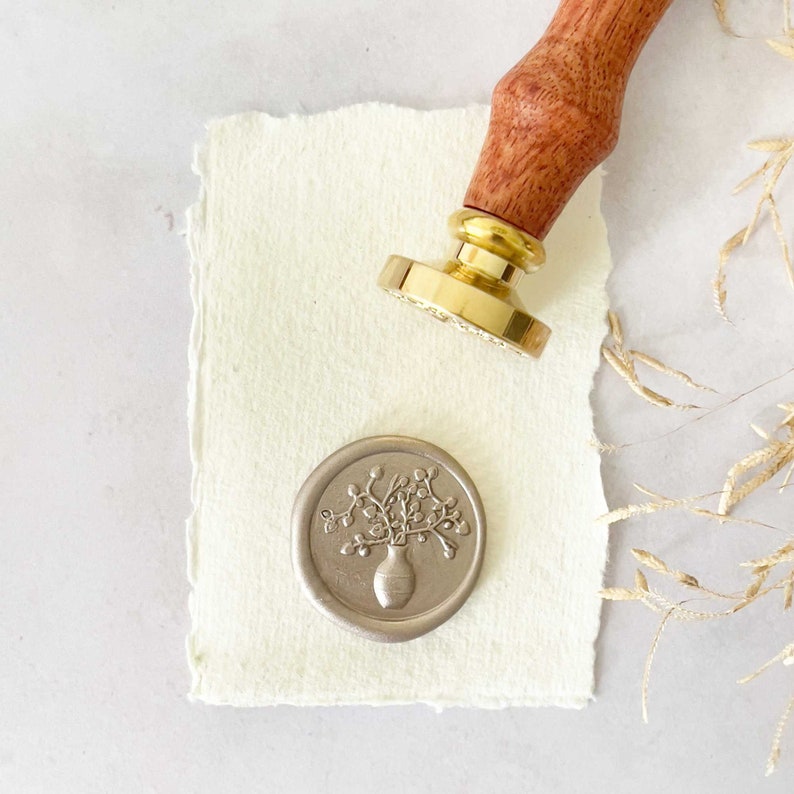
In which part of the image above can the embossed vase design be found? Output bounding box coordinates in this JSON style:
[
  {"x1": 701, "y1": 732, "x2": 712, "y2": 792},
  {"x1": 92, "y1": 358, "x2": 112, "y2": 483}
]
[
  {"x1": 321, "y1": 462, "x2": 470, "y2": 614},
  {"x1": 373, "y1": 544, "x2": 415, "y2": 609}
]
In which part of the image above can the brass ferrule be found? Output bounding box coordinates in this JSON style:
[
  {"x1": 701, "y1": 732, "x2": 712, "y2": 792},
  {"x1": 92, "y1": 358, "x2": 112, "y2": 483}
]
[{"x1": 446, "y1": 209, "x2": 546, "y2": 294}]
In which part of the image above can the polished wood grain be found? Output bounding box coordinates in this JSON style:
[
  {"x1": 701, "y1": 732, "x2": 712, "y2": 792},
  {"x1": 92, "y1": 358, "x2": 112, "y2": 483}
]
[{"x1": 464, "y1": 0, "x2": 674, "y2": 241}]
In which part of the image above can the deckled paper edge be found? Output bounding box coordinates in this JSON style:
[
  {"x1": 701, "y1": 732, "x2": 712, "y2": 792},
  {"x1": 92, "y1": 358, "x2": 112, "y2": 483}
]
[
  {"x1": 185, "y1": 126, "x2": 207, "y2": 702},
  {"x1": 586, "y1": 164, "x2": 610, "y2": 708},
  {"x1": 192, "y1": 691, "x2": 594, "y2": 712},
  {"x1": 184, "y1": 105, "x2": 611, "y2": 709}
]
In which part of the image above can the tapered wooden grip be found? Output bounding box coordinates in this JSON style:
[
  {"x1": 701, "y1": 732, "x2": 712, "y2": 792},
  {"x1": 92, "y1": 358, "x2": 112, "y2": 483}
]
[{"x1": 464, "y1": 0, "x2": 673, "y2": 241}]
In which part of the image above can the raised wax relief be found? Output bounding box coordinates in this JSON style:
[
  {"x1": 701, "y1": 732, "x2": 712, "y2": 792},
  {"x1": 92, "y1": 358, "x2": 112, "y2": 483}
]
[
  {"x1": 320, "y1": 464, "x2": 470, "y2": 609},
  {"x1": 291, "y1": 436, "x2": 486, "y2": 642}
]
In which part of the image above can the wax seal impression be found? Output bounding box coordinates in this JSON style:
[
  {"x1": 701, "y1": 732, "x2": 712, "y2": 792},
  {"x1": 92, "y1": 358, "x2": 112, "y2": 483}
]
[{"x1": 291, "y1": 436, "x2": 486, "y2": 643}]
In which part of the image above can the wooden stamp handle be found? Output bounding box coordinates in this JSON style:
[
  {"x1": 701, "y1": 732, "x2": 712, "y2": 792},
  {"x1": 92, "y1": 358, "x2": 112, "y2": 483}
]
[{"x1": 464, "y1": 0, "x2": 674, "y2": 241}]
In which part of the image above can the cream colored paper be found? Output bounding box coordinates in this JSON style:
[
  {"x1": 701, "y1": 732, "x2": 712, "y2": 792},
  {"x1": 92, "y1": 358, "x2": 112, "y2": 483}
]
[{"x1": 187, "y1": 104, "x2": 611, "y2": 708}]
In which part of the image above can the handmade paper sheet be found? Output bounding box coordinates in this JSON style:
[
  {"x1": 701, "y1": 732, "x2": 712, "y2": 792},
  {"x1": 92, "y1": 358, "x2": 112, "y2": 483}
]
[{"x1": 187, "y1": 104, "x2": 611, "y2": 707}]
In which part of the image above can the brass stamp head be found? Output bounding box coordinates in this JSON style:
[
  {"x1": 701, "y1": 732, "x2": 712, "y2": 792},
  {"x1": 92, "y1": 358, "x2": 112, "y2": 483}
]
[{"x1": 378, "y1": 209, "x2": 551, "y2": 358}]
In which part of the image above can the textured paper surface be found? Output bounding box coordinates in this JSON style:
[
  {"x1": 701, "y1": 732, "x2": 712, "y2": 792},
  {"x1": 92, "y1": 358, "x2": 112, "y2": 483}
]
[{"x1": 187, "y1": 104, "x2": 611, "y2": 708}]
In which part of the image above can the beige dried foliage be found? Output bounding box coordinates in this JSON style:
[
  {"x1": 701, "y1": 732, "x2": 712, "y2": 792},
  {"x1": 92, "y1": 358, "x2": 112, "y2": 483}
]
[
  {"x1": 632, "y1": 548, "x2": 670, "y2": 575},
  {"x1": 629, "y1": 350, "x2": 717, "y2": 393},
  {"x1": 599, "y1": 587, "x2": 644, "y2": 602},
  {"x1": 739, "y1": 643, "x2": 794, "y2": 685},
  {"x1": 601, "y1": 403, "x2": 794, "y2": 771},
  {"x1": 739, "y1": 643, "x2": 794, "y2": 777},
  {"x1": 642, "y1": 608, "x2": 675, "y2": 723},
  {"x1": 713, "y1": 228, "x2": 746, "y2": 322},
  {"x1": 601, "y1": 311, "x2": 715, "y2": 411},
  {"x1": 600, "y1": 407, "x2": 794, "y2": 523},
  {"x1": 640, "y1": 589, "x2": 742, "y2": 620},
  {"x1": 589, "y1": 436, "x2": 625, "y2": 455},
  {"x1": 744, "y1": 569, "x2": 769, "y2": 599},
  {"x1": 596, "y1": 367, "x2": 794, "y2": 454},
  {"x1": 742, "y1": 540, "x2": 794, "y2": 571},
  {"x1": 633, "y1": 546, "x2": 731, "y2": 596},
  {"x1": 768, "y1": 696, "x2": 794, "y2": 776},
  {"x1": 604, "y1": 535, "x2": 794, "y2": 731},
  {"x1": 607, "y1": 5, "x2": 794, "y2": 771},
  {"x1": 714, "y1": 0, "x2": 794, "y2": 58},
  {"x1": 767, "y1": 37, "x2": 794, "y2": 59},
  {"x1": 598, "y1": 489, "x2": 711, "y2": 524},
  {"x1": 600, "y1": 483, "x2": 788, "y2": 535},
  {"x1": 739, "y1": 643, "x2": 794, "y2": 775},
  {"x1": 719, "y1": 404, "x2": 794, "y2": 514},
  {"x1": 712, "y1": 0, "x2": 734, "y2": 35},
  {"x1": 714, "y1": 138, "x2": 794, "y2": 320}
]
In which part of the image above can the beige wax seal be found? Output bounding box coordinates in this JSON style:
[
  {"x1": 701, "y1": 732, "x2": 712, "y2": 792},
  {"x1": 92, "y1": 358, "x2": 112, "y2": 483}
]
[{"x1": 291, "y1": 436, "x2": 486, "y2": 643}]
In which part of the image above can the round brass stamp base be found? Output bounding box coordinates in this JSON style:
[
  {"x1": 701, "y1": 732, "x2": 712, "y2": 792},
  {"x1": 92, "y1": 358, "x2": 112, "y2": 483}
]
[{"x1": 378, "y1": 255, "x2": 551, "y2": 358}]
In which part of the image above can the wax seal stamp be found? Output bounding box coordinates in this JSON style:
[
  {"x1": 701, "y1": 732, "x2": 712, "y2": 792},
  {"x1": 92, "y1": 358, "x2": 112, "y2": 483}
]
[
  {"x1": 291, "y1": 436, "x2": 486, "y2": 642},
  {"x1": 378, "y1": 0, "x2": 673, "y2": 358}
]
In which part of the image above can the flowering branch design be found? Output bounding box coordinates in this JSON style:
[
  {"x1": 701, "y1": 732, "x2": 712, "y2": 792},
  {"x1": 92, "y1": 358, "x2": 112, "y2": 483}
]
[{"x1": 320, "y1": 464, "x2": 469, "y2": 560}]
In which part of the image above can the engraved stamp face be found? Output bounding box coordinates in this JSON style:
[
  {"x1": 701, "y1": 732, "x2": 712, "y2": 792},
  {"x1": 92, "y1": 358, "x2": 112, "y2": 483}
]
[{"x1": 292, "y1": 436, "x2": 486, "y2": 643}]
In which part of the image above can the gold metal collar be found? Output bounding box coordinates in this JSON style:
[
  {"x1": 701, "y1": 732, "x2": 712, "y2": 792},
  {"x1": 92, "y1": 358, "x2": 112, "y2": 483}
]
[{"x1": 378, "y1": 209, "x2": 551, "y2": 358}]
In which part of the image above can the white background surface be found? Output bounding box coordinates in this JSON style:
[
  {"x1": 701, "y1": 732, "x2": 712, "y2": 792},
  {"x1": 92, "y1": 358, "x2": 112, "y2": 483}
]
[{"x1": 2, "y1": 1, "x2": 793, "y2": 791}]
